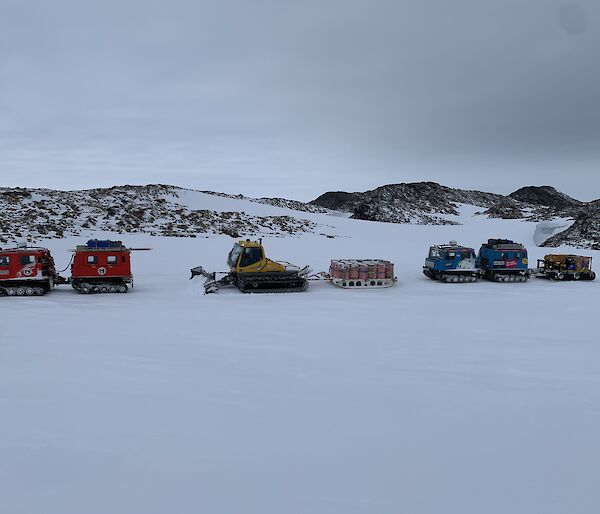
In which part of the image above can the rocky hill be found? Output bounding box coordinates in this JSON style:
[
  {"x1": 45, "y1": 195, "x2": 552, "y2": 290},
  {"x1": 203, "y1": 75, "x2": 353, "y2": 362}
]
[
  {"x1": 508, "y1": 186, "x2": 583, "y2": 209},
  {"x1": 312, "y1": 182, "x2": 589, "y2": 225},
  {"x1": 0, "y1": 185, "x2": 324, "y2": 245},
  {"x1": 313, "y1": 182, "x2": 510, "y2": 225},
  {"x1": 310, "y1": 182, "x2": 600, "y2": 247}
]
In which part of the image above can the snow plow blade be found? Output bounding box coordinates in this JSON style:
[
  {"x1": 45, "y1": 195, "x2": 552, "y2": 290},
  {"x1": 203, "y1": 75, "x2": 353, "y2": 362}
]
[
  {"x1": 190, "y1": 266, "x2": 233, "y2": 294},
  {"x1": 190, "y1": 266, "x2": 217, "y2": 294},
  {"x1": 203, "y1": 273, "x2": 220, "y2": 294},
  {"x1": 190, "y1": 266, "x2": 211, "y2": 280}
]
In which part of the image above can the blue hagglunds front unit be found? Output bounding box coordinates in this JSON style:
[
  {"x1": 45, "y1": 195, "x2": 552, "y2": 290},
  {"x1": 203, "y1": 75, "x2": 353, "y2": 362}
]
[{"x1": 423, "y1": 241, "x2": 479, "y2": 283}]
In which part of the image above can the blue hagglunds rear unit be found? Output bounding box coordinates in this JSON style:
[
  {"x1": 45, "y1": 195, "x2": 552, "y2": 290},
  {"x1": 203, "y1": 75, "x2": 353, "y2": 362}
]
[
  {"x1": 477, "y1": 239, "x2": 530, "y2": 282},
  {"x1": 423, "y1": 241, "x2": 479, "y2": 283}
]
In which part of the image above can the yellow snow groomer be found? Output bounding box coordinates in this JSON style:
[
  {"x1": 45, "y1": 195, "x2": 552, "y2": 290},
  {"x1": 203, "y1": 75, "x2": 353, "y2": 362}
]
[
  {"x1": 536, "y1": 254, "x2": 595, "y2": 281},
  {"x1": 191, "y1": 239, "x2": 310, "y2": 293}
]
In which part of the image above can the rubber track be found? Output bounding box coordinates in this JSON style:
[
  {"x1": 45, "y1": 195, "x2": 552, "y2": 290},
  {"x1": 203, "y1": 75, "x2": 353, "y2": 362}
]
[
  {"x1": 491, "y1": 274, "x2": 529, "y2": 282},
  {"x1": 441, "y1": 274, "x2": 478, "y2": 283},
  {"x1": 237, "y1": 273, "x2": 308, "y2": 294},
  {"x1": 0, "y1": 286, "x2": 46, "y2": 296},
  {"x1": 73, "y1": 282, "x2": 128, "y2": 294}
]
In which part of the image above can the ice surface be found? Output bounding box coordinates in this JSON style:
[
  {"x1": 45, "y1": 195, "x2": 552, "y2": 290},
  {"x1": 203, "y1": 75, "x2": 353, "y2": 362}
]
[
  {"x1": 533, "y1": 219, "x2": 575, "y2": 247},
  {"x1": 1, "y1": 202, "x2": 599, "y2": 514}
]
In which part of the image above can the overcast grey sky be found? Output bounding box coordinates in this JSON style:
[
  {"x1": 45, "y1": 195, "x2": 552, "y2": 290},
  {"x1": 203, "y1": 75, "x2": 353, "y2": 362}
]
[{"x1": 1, "y1": 0, "x2": 599, "y2": 200}]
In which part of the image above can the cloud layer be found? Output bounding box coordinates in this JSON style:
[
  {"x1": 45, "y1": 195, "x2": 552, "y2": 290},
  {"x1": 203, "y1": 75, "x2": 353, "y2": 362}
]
[{"x1": 1, "y1": 0, "x2": 599, "y2": 200}]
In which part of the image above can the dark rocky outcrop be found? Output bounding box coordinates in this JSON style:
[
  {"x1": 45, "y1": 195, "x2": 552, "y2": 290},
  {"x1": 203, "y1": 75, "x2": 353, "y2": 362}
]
[
  {"x1": 310, "y1": 191, "x2": 362, "y2": 212},
  {"x1": 542, "y1": 200, "x2": 600, "y2": 249},
  {"x1": 509, "y1": 186, "x2": 583, "y2": 210},
  {"x1": 313, "y1": 182, "x2": 519, "y2": 225}
]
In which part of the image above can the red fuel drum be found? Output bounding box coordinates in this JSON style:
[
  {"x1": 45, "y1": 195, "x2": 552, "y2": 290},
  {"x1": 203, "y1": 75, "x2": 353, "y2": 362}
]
[{"x1": 329, "y1": 259, "x2": 395, "y2": 280}]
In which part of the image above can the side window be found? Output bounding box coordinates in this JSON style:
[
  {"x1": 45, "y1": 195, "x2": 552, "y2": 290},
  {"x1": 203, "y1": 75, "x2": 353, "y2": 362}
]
[
  {"x1": 240, "y1": 247, "x2": 263, "y2": 267},
  {"x1": 0, "y1": 256, "x2": 9, "y2": 266},
  {"x1": 20, "y1": 255, "x2": 35, "y2": 265},
  {"x1": 87, "y1": 255, "x2": 98, "y2": 264},
  {"x1": 107, "y1": 256, "x2": 117, "y2": 264}
]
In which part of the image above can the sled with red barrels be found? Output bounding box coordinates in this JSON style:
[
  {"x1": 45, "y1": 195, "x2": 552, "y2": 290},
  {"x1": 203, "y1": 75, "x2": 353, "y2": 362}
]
[{"x1": 327, "y1": 259, "x2": 396, "y2": 288}]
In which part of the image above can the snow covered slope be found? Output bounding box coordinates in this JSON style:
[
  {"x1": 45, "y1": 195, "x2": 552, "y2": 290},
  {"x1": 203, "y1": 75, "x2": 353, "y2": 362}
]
[
  {"x1": 0, "y1": 185, "x2": 336, "y2": 244},
  {"x1": 2, "y1": 183, "x2": 599, "y2": 248},
  {"x1": 1, "y1": 206, "x2": 599, "y2": 514}
]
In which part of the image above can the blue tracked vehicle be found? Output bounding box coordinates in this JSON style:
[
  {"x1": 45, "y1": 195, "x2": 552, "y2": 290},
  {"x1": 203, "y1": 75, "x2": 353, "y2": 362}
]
[
  {"x1": 477, "y1": 239, "x2": 530, "y2": 282},
  {"x1": 423, "y1": 241, "x2": 480, "y2": 283}
]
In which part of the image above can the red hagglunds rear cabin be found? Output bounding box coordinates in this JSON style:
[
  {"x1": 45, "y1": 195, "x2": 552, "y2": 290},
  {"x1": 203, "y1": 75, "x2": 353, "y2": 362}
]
[
  {"x1": 0, "y1": 245, "x2": 62, "y2": 296},
  {"x1": 70, "y1": 240, "x2": 134, "y2": 294}
]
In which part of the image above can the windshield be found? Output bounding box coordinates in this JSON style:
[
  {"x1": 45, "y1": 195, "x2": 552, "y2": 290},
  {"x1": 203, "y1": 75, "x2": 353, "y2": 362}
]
[
  {"x1": 227, "y1": 244, "x2": 243, "y2": 267},
  {"x1": 438, "y1": 250, "x2": 475, "y2": 260}
]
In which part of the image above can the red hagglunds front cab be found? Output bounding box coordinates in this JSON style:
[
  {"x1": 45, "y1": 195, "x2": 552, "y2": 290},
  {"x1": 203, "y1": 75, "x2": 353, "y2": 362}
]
[
  {"x1": 70, "y1": 239, "x2": 143, "y2": 294},
  {"x1": 1, "y1": 239, "x2": 150, "y2": 297},
  {"x1": 0, "y1": 244, "x2": 63, "y2": 296}
]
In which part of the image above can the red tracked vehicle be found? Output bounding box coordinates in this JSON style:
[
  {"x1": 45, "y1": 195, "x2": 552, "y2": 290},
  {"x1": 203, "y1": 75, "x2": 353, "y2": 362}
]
[
  {"x1": 70, "y1": 239, "x2": 150, "y2": 294},
  {"x1": 0, "y1": 245, "x2": 64, "y2": 296}
]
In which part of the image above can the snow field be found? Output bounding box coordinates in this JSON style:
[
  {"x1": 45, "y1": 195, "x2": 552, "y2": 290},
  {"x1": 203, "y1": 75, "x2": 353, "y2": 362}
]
[{"x1": 1, "y1": 206, "x2": 599, "y2": 514}]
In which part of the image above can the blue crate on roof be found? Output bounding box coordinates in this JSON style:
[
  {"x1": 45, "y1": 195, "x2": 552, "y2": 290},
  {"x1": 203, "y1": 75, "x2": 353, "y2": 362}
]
[{"x1": 86, "y1": 239, "x2": 123, "y2": 249}]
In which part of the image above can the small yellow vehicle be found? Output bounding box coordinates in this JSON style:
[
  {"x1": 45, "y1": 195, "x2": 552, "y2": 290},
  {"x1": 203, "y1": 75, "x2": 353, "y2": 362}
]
[
  {"x1": 536, "y1": 254, "x2": 595, "y2": 281},
  {"x1": 190, "y1": 239, "x2": 310, "y2": 293}
]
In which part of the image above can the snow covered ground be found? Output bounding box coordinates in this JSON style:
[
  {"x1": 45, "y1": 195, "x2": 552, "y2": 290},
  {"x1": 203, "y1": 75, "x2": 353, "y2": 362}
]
[{"x1": 1, "y1": 198, "x2": 599, "y2": 514}]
